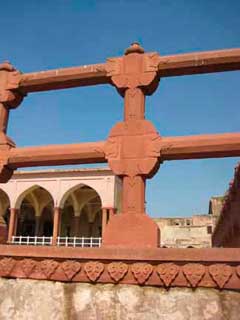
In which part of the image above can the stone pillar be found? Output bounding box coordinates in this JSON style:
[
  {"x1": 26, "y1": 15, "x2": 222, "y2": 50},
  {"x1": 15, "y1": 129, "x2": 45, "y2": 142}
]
[
  {"x1": 109, "y1": 207, "x2": 116, "y2": 218},
  {"x1": 35, "y1": 216, "x2": 41, "y2": 236},
  {"x1": 0, "y1": 62, "x2": 23, "y2": 183},
  {"x1": 52, "y1": 207, "x2": 61, "y2": 246},
  {"x1": 101, "y1": 207, "x2": 108, "y2": 237},
  {"x1": 7, "y1": 208, "x2": 18, "y2": 243},
  {"x1": 89, "y1": 222, "x2": 94, "y2": 237},
  {"x1": 13, "y1": 209, "x2": 19, "y2": 236},
  {"x1": 103, "y1": 43, "x2": 161, "y2": 248},
  {"x1": 73, "y1": 215, "x2": 80, "y2": 236}
]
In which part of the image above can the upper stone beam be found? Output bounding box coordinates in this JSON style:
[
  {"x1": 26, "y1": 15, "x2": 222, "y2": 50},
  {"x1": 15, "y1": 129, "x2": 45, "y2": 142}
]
[
  {"x1": 7, "y1": 141, "x2": 106, "y2": 169},
  {"x1": 19, "y1": 63, "x2": 109, "y2": 93},
  {"x1": 17, "y1": 47, "x2": 240, "y2": 93},
  {"x1": 157, "y1": 48, "x2": 240, "y2": 77},
  {"x1": 160, "y1": 132, "x2": 240, "y2": 161}
]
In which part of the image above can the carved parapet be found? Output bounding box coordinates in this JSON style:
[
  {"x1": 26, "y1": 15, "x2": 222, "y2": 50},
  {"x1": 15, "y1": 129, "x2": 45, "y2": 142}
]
[{"x1": 0, "y1": 247, "x2": 239, "y2": 290}]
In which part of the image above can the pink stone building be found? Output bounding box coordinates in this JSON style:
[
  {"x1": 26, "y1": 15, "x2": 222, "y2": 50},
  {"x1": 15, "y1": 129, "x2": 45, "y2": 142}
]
[{"x1": 0, "y1": 168, "x2": 122, "y2": 246}]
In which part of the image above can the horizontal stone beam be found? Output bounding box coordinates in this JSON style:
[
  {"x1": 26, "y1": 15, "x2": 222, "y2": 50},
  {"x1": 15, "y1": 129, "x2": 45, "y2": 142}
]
[
  {"x1": 19, "y1": 63, "x2": 109, "y2": 92},
  {"x1": 6, "y1": 132, "x2": 240, "y2": 169},
  {"x1": 18, "y1": 48, "x2": 240, "y2": 93},
  {"x1": 8, "y1": 141, "x2": 106, "y2": 168},
  {"x1": 160, "y1": 132, "x2": 240, "y2": 160},
  {"x1": 158, "y1": 48, "x2": 240, "y2": 77}
]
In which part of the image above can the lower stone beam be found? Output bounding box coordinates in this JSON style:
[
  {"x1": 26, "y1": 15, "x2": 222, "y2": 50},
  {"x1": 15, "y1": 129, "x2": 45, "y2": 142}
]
[
  {"x1": 160, "y1": 132, "x2": 240, "y2": 161},
  {"x1": 8, "y1": 141, "x2": 106, "y2": 168},
  {"x1": 1, "y1": 246, "x2": 240, "y2": 290}
]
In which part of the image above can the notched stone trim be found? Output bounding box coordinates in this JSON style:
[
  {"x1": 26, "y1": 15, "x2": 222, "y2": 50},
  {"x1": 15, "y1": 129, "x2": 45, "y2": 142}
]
[{"x1": 0, "y1": 257, "x2": 239, "y2": 289}]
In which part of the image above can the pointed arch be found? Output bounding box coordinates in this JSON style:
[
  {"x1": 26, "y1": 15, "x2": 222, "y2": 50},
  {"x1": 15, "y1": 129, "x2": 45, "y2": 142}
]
[
  {"x1": 15, "y1": 184, "x2": 54, "y2": 210},
  {"x1": 59, "y1": 183, "x2": 102, "y2": 237},
  {"x1": 59, "y1": 183, "x2": 102, "y2": 210},
  {"x1": 0, "y1": 189, "x2": 10, "y2": 235},
  {"x1": 15, "y1": 185, "x2": 54, "y2": 237},
  {"x1": 0, "y1": 189, "x2": 10, "y2": 216}
]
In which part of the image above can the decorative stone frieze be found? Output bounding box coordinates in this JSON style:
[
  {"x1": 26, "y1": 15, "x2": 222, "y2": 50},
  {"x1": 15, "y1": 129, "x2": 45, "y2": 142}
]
[{"x1": 0, "y1": 252, "x2": 239, "y2": 290}]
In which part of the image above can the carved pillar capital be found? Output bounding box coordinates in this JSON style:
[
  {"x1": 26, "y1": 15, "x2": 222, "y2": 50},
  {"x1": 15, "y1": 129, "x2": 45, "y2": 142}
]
[{"x1": 106, "y1": 43, "x2": 160, "y2": 97}]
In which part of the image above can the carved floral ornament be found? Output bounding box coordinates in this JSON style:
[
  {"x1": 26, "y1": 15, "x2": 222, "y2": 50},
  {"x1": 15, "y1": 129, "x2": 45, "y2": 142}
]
[
  {"x1": 105, "y1": 120, "x2": 162, "y2": 178},
  {"x1": 0, "y1": 258, "x2": 238, "y2": 289},
  {"x1": 131, "y1": 263, "x2": 153, "y2": 284},
  {"x1": 157, "y1": 263, "x2": 180, "y2": 287},
  {"x1": 107, "y1": 262, "x2": 128, "y2": 282}
]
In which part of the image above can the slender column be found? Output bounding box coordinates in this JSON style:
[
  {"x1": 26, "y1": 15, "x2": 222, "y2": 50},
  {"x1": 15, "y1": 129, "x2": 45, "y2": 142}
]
[
  {"x1": 101, "y1": 208, "x2": 108, "y2": 237},
  {"x1": 13, "y1": 209, "x2": 19, "y2": 236},
  {"x1": 108, "y1": 207, "x2": 116, "y2": 218},
  {"x1": 0, "y1": 104, "x2": 9, "y2": 136},
  {"x1": 35, "y1": 216, "x2": 41, "y2": 236},
  {"x1": 73, "y1": 215, "x2": 80, "y2": 236},
  {"x1": 122, "y1": 176, "x2": 146, "y2": 214},
  {"x1": 7, "y1": 208, "x2": 18, "y2": 243},
  {"x1": 88, "y1": 222, "x2": 94, "y2": 237},
  {"x1": 52, "y1": 207, "x2": 61, "y2": 245},
  {"x1": 124, "y1": 88, "x2": 145, "y2": 121}
]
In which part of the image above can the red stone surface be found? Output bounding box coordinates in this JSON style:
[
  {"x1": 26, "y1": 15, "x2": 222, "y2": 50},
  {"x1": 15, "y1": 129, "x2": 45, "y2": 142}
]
[{"x1": 103, "y1": 213, "x2": 160, "y2": 248}]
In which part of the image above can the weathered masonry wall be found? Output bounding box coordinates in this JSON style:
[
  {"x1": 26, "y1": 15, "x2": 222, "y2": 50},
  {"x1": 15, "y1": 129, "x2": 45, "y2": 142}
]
[{"x1": 0, "y1": 278, "x2": 239, "y2": 320}]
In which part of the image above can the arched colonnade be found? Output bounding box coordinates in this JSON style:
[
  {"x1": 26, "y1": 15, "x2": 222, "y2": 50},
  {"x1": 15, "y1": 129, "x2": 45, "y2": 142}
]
[{"x1": 0, "y1": 169, "x2": 120, "y2": 246}]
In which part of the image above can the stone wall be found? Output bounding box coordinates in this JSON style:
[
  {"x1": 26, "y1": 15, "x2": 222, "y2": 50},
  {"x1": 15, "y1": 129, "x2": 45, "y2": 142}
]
[
  {"x1": 0, "y1": 278, "x2": 239, "y2": 320},
  {"x1": 154, "y1": 214, "x2": 217, "y2": 248}
]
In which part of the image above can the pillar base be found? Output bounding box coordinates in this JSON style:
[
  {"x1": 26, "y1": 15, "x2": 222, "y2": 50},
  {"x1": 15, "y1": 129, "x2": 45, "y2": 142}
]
[
  {"x1": 0, "y1": 224, "x2": 7, "y2": 244},
  {"x1": 102, "y1": 213, "x2": 160, "y2": 248}
]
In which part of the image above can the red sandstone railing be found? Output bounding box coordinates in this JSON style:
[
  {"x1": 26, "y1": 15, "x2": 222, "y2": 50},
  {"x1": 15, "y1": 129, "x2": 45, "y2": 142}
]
[{"x1": 0, "y1": 43, "x2": 240, "y2": 249}]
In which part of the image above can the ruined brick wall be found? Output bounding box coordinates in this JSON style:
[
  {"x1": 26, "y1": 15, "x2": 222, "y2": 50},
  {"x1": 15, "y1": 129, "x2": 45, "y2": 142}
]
[
  {"x1": 0, "y1": 278, "x2": 239, "y2": 320},
  {"x1": 154, "y1": 214, "x2": 216, "y2": 248}
]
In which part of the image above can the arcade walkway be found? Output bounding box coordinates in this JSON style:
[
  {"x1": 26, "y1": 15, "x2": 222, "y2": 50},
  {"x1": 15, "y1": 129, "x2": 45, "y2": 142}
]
[{"x1": 0, "y1": 168, "x2": 120, "y2": 247}]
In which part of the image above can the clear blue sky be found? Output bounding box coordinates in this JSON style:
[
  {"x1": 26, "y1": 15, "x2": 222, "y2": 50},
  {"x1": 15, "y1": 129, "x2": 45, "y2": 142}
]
[{"x1": 1, "y1": 1, "x2": 240, "y2": 217}]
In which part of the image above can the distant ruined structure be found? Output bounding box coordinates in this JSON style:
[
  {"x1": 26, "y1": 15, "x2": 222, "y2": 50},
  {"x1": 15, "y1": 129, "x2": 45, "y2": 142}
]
[{"x1": 0, "y1": 43, "x2": 239, "y2": 318}]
